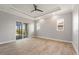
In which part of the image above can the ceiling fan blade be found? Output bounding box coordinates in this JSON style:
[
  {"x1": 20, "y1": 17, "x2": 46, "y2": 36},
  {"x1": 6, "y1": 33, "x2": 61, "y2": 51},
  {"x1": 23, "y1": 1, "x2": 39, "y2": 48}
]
[
  {"x1": 31, "y1": 10, "x2": 35, "y2": 12},
  {"x1": 33, "y1": 4, "x2": 37, "y2": 10},
  {"x1": 33, "y1": 4, "x2": 36, "y2": 7},
  {"x1": 36, "y1": 9, "x2": 43, "y2": 12}
]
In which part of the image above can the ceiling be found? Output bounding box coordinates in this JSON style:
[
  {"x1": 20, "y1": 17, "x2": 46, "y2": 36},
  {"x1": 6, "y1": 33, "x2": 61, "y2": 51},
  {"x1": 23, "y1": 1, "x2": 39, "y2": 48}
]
[{"x1": 0, "y1": 4, "x2": 74, "y2": 19}]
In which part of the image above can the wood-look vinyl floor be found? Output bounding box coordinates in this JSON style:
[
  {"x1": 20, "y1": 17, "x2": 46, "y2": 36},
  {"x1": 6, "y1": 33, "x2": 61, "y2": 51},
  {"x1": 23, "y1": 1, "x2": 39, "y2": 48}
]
[{"x1": 0, "y1": 38, "x2": 76, "y2": 55}]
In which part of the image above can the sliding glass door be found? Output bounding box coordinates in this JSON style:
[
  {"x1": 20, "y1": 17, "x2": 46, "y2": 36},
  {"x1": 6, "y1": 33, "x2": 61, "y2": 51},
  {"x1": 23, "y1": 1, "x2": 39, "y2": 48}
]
[
  {"x1": 22, "y1": 23, "x2": 28, "y2": 38},
  {"x1": 16, "y1": 22, "x2": 28, "y2": 40},
  {"x1": 16, "y1": 22, "x2": 22, "y2": 39}
]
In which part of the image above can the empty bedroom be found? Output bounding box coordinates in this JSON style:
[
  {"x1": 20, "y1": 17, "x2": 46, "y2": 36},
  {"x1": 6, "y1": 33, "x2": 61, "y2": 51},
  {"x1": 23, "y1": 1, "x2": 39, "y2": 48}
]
[{"x1": 0, "y1": 4, "x2": 78, "y2": 55}]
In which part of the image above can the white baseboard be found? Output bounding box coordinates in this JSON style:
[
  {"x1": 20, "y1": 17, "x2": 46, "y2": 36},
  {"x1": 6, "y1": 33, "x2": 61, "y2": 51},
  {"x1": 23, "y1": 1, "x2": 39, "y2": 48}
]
[
  {"x1": 36, "y1": 36, "x2": 72, "y2": 43},
  {"x1": 0, "y1": 38, "x2": 30, "y2": 45},
  {"x1": 0, "y1": 40, "x2": 16, "y2": 45},
  {"x1": 72, "y1": 42, "x2": 78, "y2": 55}
]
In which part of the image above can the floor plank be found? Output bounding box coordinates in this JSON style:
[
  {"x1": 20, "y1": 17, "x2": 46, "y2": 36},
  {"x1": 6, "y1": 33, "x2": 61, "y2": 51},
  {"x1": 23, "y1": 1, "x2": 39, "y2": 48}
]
[{"x1": 0, "y1": 38, "x2": 76, "y2": 55}]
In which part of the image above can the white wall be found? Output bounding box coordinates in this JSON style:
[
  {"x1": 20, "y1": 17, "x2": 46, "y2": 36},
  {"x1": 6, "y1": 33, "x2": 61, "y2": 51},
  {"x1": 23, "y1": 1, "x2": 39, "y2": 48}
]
[
  {"x1": 78, "y1": 7, "x2": 79, "y2": 55},
  {"x1": 72, "y1": 6, "x2": 78, "y2": 54},
  {"x1": 0, "y1": 11, "x2": 33, "y2": 44},
  {"x1": 35, "y1": 12, "x2": 72, "y2": 42},
  {"x1": 33, "y1": 20, "x2": 37, "y2": 37}
]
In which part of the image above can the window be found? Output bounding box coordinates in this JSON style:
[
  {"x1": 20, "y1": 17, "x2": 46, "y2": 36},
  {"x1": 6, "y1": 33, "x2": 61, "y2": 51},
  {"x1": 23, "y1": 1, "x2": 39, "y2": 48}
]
[
  {"x1": 16, "y1": 22, "x2": 28, "y2": 40},
  {"x1": 57, "y1": 18, "x2": 64, "y2": 32}
]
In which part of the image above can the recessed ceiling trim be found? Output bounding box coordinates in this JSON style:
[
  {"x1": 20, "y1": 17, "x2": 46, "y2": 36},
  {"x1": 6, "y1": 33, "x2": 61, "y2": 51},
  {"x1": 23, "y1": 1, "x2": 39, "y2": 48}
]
[
  {"x1": 35, "y1": 7, "x2": 61, "y2": 18},
  {"x1": 0, "y1": 4, "x2": 73, "y2": 20},
  {"x1": 10, "y1": 6, "x2": 34, "y2": 18},
  {"x1": 11, "y1": 5, "x2": 61, "y2": 18}
]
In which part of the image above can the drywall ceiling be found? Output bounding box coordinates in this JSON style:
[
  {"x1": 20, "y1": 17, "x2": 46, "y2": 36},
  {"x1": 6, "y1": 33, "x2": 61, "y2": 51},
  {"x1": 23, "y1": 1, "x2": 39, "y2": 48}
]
[{"x1": 0, "y1": 4, "x2": 74, "y2": 19}]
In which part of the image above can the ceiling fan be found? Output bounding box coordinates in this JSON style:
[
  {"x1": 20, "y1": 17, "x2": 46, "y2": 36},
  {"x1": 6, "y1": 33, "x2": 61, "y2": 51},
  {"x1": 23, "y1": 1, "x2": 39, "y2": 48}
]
[{"x1": 31, "y1": 4, "x2": 43, "y2": 12}]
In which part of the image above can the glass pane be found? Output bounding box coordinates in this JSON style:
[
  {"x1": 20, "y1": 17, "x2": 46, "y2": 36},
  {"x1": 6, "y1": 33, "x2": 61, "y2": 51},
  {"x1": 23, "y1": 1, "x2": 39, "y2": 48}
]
[
  {"x1": 16, "y1": 22, "x2": 22, "y2": 40},
  {"x1": 22, "y1": 23, "x2": 28, "y2": 38}
]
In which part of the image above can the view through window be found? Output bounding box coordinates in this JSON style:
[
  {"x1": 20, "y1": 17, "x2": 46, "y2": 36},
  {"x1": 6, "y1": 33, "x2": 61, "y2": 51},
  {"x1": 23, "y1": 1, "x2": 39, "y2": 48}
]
[{"x1": 16, "y1": 22, "x2": 28, "y2": 40}]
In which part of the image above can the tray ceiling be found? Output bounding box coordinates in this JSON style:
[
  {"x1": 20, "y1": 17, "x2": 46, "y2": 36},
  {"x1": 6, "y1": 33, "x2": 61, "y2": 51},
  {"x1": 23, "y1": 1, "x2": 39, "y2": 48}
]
[{"x1": 0, "y1": 4, "x2": 73, "y2": 19}]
